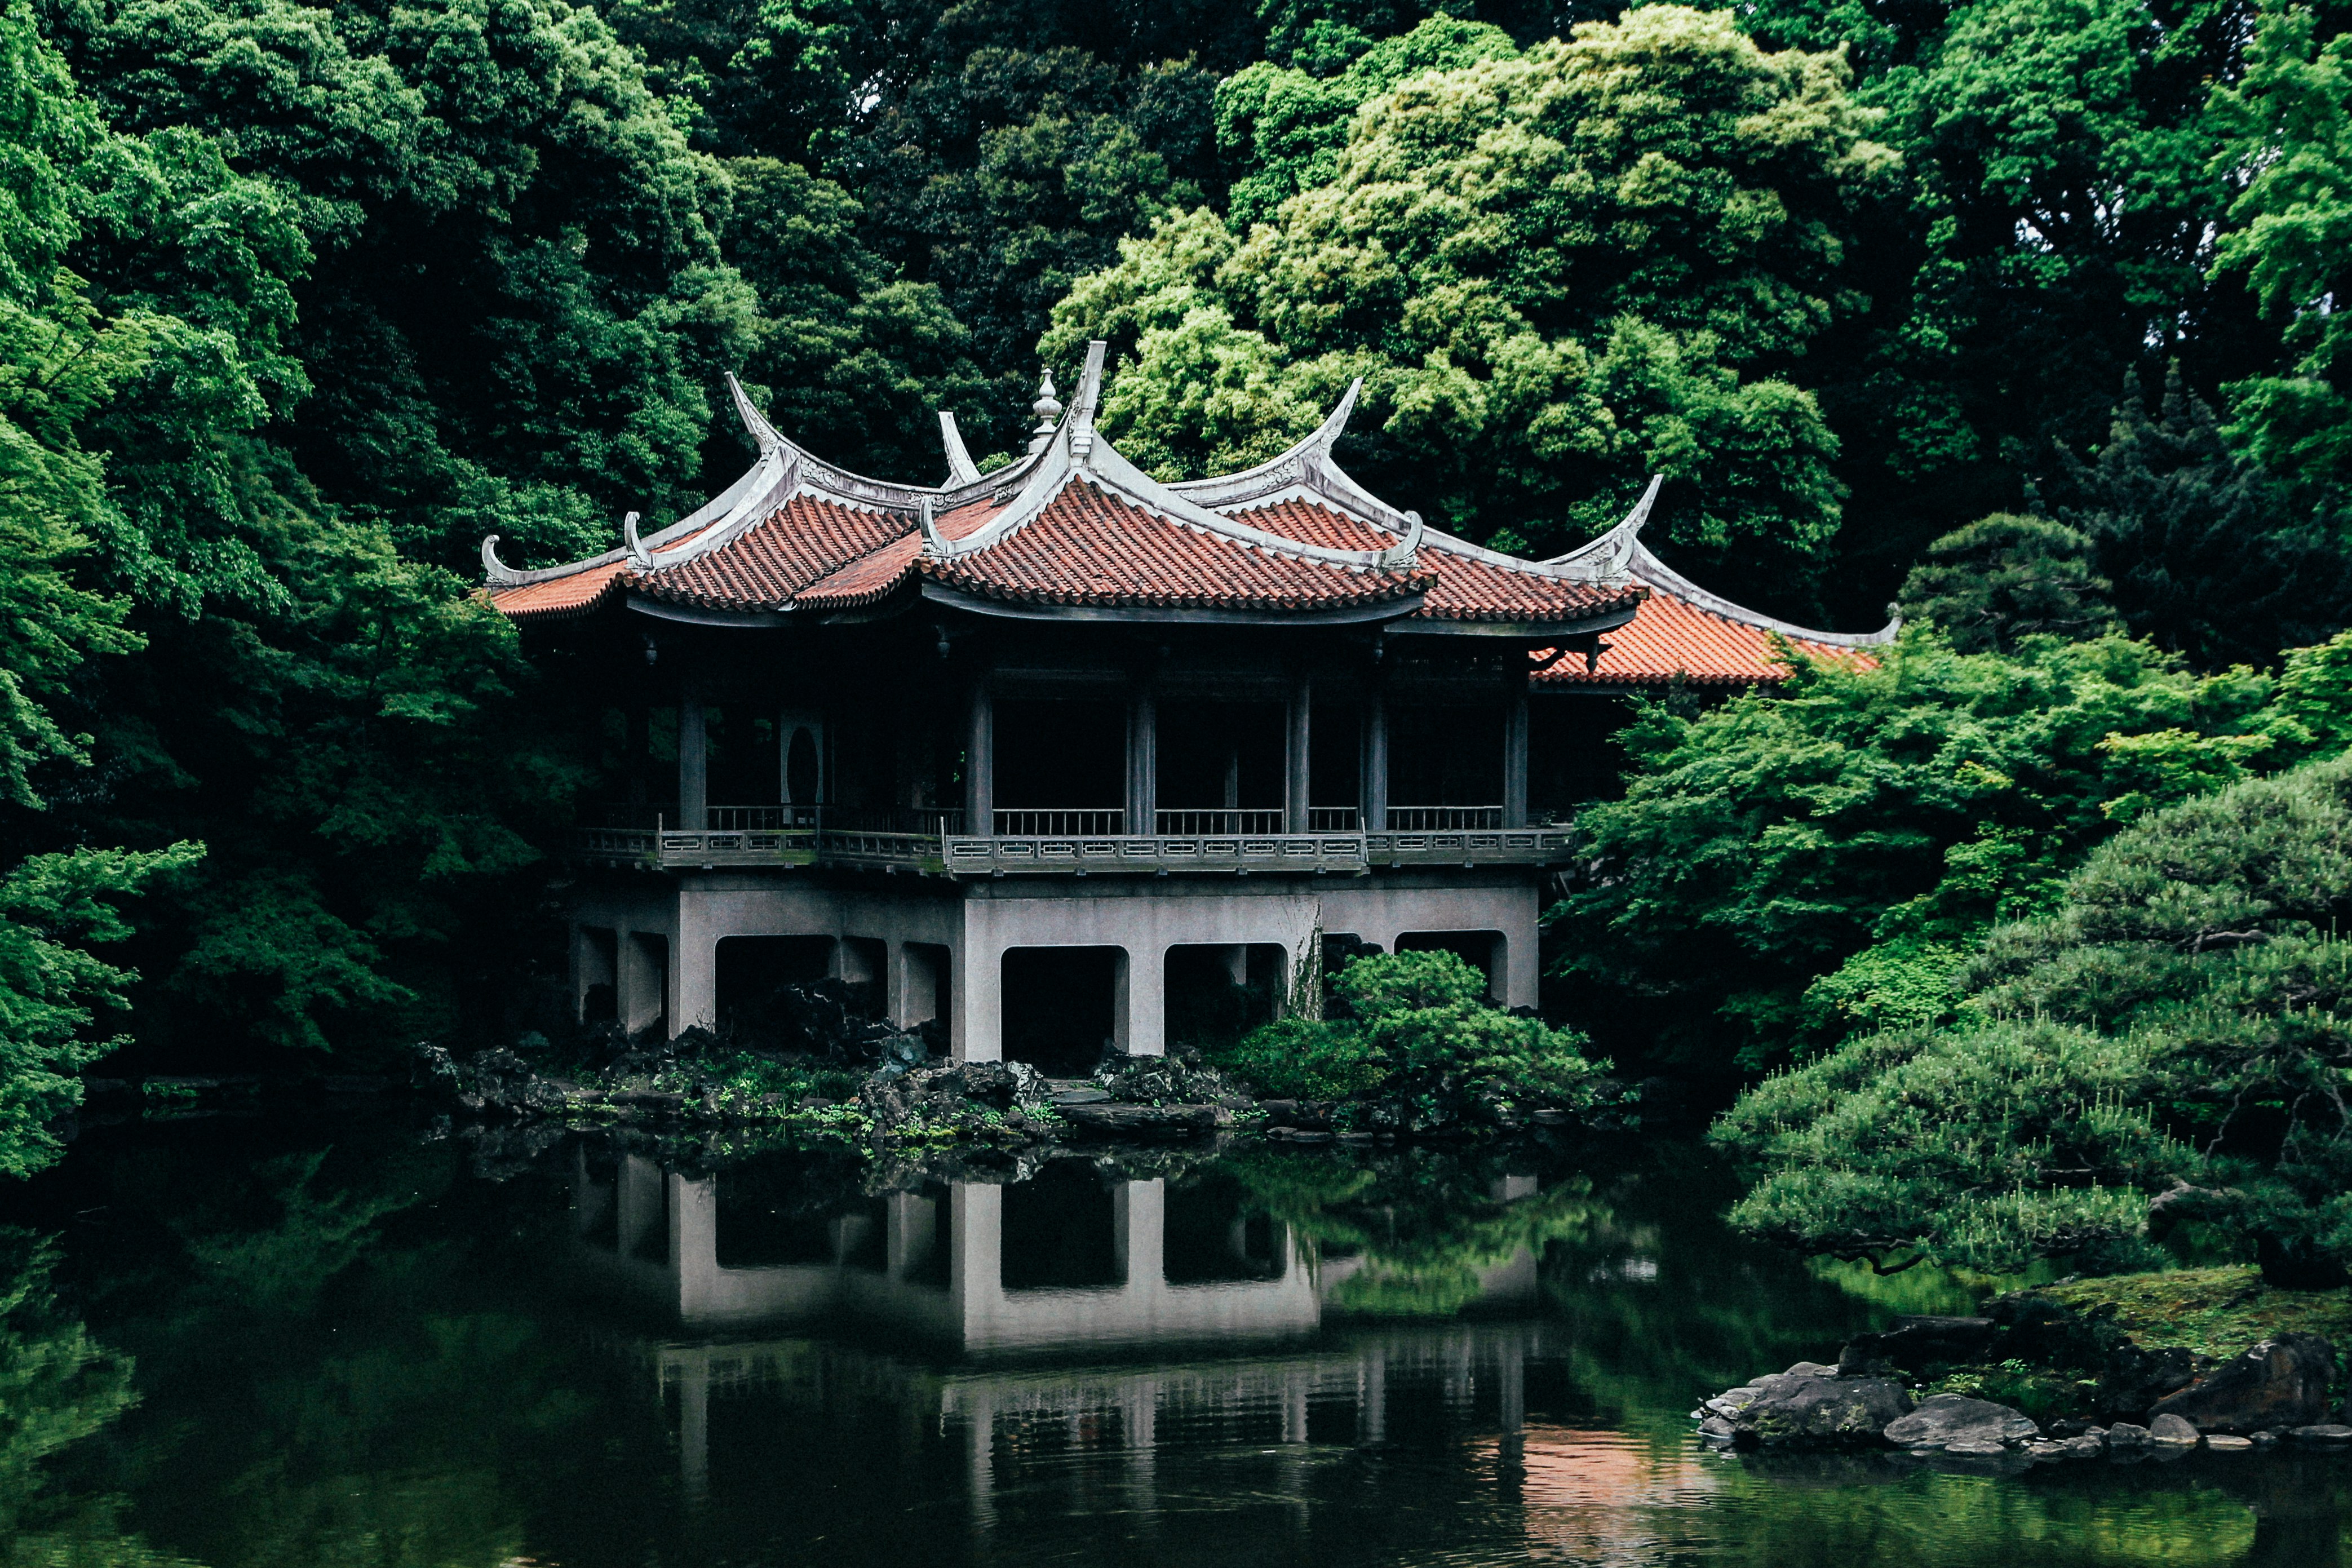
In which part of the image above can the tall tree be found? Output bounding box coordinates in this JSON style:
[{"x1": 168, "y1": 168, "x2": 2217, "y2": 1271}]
[{"x1": 1047, "y1": 7, "x2": 1895, "y2": 601}]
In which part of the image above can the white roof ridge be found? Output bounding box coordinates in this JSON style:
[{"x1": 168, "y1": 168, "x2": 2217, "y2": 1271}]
[{"x1": 1633, "y1": 541, "x2": 1900, "y2": 646}]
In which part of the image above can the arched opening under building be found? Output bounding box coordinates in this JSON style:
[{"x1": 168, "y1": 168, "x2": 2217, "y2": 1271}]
[
  {"x1": 1163, "y1": 943, "x2": 1287, "y2": 1052},
  {"x1": 715, "y1": 934, "x2": 839, "y2": 1040},
  {"x1": 622, "y1": 932, "x2": 669, "y2": 1038},
  {"x1": 900, "y1": 942, "x2": 949, "y2": 1031},
  {"x1": 1000, "y1": 946, "x2": 1120, "y2": 1074},
  {"x1": 578, "y1": 925, "x2": 618, "y2": 1024}
]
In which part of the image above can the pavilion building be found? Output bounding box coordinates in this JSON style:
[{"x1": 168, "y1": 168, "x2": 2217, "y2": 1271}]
[{"x1": 486, "y1": 343, "x2": 1892, "y2": 1068}]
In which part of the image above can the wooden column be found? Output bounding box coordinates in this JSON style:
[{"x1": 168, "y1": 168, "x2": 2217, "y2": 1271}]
[
  {"x1": 1126, "y1": 676, "x2": 1157, "y2": 836},
  {"x1": 964, "y1": 676, "x2": 993, "y2": 832},
  {"x1": 677, "y1": 675, "x2": 707, "y2": 830},
  {"x1": 1285, "y1": 671, "x2": 1312, "y2": 832},
  {"x1": 1363, "y1": 667, "x2": 1389, "y2": 831},
  {"x1": 1502, "y1": 669, "x2": 1530, "y2": 829}
]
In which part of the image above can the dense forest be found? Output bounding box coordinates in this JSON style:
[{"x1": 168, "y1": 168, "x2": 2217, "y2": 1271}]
[{"x1": 8, "y1": 0, "x2": 2352, "y2": 1262}]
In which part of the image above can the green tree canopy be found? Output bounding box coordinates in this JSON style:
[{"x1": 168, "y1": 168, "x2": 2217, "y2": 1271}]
[
  {"x1": 1719, "y1": 743, "x2": 2352, "y2": 1284},
  {"x1": 1046, "y1": 6, "x2": 1897, "y2": 592},
  {"x1": 1895, "y1": 513, "x2": 2118, "y2": 654},
  {"x1": 1551, "y1": 628, "x2": 2274, "y2": 1071}
]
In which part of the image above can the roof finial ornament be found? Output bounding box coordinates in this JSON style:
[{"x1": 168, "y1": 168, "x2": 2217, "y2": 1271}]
[
  {"x1": 1377, "y1": 510, "x2": 1424, "y2": 570},
  {"x1": 1027, "y1": 371, "x2": 1062, "y2": 455},
  {"x1": 623, "y1": 511, "x2": 651, "y2": 569},
  {"x1": 938, "y1": 411, "x2": 984, "y2": 485},
  {"x1": 481, "y1": 534, "x2": 520, "y2": 584},
  {"x1": 918, "y1": 495, "x2": 949, "y2": 559}
]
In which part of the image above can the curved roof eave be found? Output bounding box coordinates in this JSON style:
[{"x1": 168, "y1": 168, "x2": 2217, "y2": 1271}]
[{"x1": 1631, "y1": 541, "x2": 1899, "y2": 648}]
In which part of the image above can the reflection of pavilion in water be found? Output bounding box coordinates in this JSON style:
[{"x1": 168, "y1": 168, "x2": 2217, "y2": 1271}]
[{"x1": 568, "y1": 1153, "x2": 1567, "y2": 1512}]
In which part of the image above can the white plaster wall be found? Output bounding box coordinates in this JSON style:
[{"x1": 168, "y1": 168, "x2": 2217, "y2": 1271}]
[{"x1": 954, "y1": 886, "x2": 1325, "y2": 1061}]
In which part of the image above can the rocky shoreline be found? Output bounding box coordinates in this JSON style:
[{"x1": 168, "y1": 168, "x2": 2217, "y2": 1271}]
[{"x1": 1701, "y1": 1297, "x2": 2352, "y2": 1470}]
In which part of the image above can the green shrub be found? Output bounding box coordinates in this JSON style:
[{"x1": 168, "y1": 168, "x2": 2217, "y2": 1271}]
[
  {"x1": 1210, "y1": 1016, "x2": 1382, "y2": 1100},
  {"x1": 1214, "y1": 952, "x2": 1609, "y2": 1128}
]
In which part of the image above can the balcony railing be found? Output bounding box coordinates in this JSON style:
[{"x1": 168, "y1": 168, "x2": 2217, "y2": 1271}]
[
  {"x1": 1385, "y1": 805, "x2": 1504, "y2": 830},
  {"x1": 824, "y1": 804, "x2": 965, "y2": 835},
  {"x1": 568, "y1": 801, "x2": 1573, "y2": 875},
  {"x1": 993, "y1": 807, "x2": 1126, "y2": 836},
  {"x1": 1154, "y1": 808, "x2": 1283, "y2": 834}
]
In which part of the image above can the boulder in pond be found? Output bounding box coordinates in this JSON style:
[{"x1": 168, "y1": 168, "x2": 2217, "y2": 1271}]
[
  {"x1": 1729, "y1": 1374, "x2": 1912, "y2": 1447},
  {"x1": 2149, "y1": 1413, "x2": 2200, "y2": 1453},
  {"x1": 2106, "y1": 1421, "x2": 2152, "y2": 1452},
  {"x1": 1883, "y1": 1394, "x2": 2039, "y2": 1451},
  {"x1": 2148, "y1": 1333, "x2": 2336, "y2": 1433}
]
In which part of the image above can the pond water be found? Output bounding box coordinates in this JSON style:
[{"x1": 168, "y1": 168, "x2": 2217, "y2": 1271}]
[{"x1": 0, "y1": 1110, "x2": 2342, "y2": 1567}]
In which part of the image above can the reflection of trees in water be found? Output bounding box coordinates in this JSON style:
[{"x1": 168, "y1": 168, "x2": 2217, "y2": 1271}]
[
  {"x1": 0, "y1": 1226, "x2": 154, "y2": 1563},
  {"x1": 1221, "y1": 1147, "x2": 1613, "y2": 1316},
  {"x1": 11, "y1": 1126, "x2": 2352, "y2": 1568}
]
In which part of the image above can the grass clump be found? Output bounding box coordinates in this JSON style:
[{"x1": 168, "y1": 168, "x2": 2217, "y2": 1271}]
[{"x1": 2036, "y1": 1266, "x2": 2352, "y2": 1360}]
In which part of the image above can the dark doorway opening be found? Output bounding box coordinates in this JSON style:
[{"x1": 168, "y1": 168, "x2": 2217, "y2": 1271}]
[
  {"x1": 1156, "y1": 700, "x2": 1286, "y2": 812},
  {"x1": 1389, "y1": 703, "x2": 1503, "y2": 804},
  {"x1": 994, "y1": 699, "x2": 1126, "y2": 810},
  {"x1": 1001, "y1": 947, "x2": 1119, "y2": 1073},
  {"x1": 1000, "y1": 1162, "x2": 1123, "y2": 1290},
  {"x1": 716, "y1": 936, "x2": 840, "y2": 1035}
]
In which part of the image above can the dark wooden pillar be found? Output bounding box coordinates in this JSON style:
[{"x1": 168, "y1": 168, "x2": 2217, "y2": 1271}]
[
  {"x1": 677, "y1": 674, "x2": 708, "y2": 830},
  {"x1": 1502, "y1": 668, "x2": 1530, "y2": 829},
  {"x1": 1126, "y1": 675, "x2": 1157, "y2": 836},
  {"x1": 1285, "y1": 671, "x2": 1312, "y2": 832},
  {"x1": 964, "y1": 676, "x2": 993, "y2": 832},
  {"x1": 1363, "y1": 670, "x2": 1388, "y2": 831}
]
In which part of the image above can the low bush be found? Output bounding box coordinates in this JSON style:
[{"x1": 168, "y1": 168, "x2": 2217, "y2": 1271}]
[{"x1": 1211, "y1": 951, "x2": 1609, "y2": 1128}]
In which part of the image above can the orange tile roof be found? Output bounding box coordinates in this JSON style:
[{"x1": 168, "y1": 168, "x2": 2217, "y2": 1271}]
[
  {"x1": 919, "y1": 481, "x2": 1431, "y2": 612},
  {"x1": 1535, "y1": 578, "x2": 1881, "y2": 686},
  {"x1": 1224, "y1": 498, "x2": 1649, "y2": 624},
  {"x1": 488, "y1": 560, "x2": 628, "y2": 620}
]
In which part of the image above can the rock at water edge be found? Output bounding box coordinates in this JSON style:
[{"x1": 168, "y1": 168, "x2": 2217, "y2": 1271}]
[
  {"x1": 1730, "y1": 1375, "x2": 1913, "y2": 1447},
  {"x1": 1883, "y1": 1394, "x2": 2039, "y2": 1451},
  {"x1": 2149, "y1": 1334, "x2": 2336, "y2": 1433},
  {"x1": 2149, "y1": 1413, "x2": 2201, "y2": 1451}
]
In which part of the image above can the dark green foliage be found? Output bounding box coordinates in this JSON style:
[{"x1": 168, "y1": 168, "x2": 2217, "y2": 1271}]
[
  {"x1": 1551, "y1": 629, "x2": 2270, "y2": 1069},
  {"x1": 2057, "y1": 370, "x2": 2352, "y2": 671},
  {"x1": 1896, "y1": 513, "x2": 2118, "y2": 654},
  {"x1": 1205, "y1": 1015, "x2": 1383, "y2": 1100},
  {"x1": 1719, "y1": 754, "x2": 2352, "y2": 1281}
]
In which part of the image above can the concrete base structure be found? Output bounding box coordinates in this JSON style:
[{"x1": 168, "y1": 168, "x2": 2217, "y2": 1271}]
[{"x1": 568, "y1": 868, "x2": 1540, "y2": 1063}]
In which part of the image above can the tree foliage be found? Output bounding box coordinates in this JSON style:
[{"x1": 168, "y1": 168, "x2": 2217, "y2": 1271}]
[
  {"x1": 1551, "y1": 629, "x2": 2274, "y2": 1069},
  {"x1": 1046, "y1": 6, "x2": 1895, "y2": 590},
  {"x1": 1718, "y1": 750, "x2": 2352, "y2": 1283},
  {"x1": 1212, "y1": 950, "x2": 1606, "y2": 1127}
]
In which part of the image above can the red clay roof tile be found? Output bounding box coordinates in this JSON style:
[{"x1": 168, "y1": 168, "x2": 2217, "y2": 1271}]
[
  {"x1": 1535, "y1": 581, "x2": 1880, "y2": 685},
  {"x1": 919, "y1": 480, "x2": 1430, "y2": 611}
]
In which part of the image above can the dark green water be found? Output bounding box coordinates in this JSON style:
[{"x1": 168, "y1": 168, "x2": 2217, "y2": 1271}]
[{"x1": 0, "y1": 1110, "x2": 2342, "y2": 1567}]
